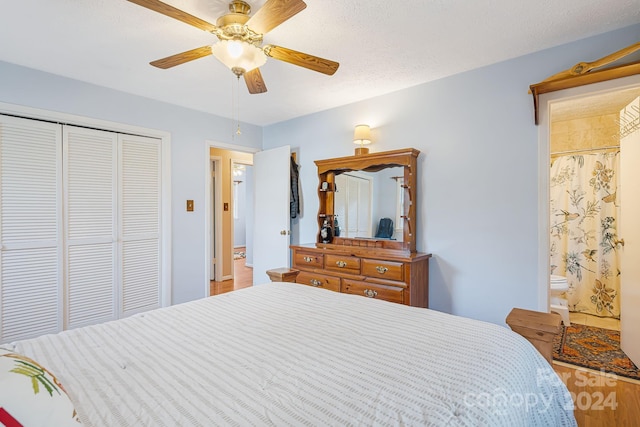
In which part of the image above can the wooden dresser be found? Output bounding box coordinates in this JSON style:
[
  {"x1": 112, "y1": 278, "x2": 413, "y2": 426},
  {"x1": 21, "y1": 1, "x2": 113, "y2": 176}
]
[
  {"x1": 269, "y1": 148, "x2": 431, "y2": 307},
  {"x1": 291, "y1": 243, "x2": 431, "y2": 307}
]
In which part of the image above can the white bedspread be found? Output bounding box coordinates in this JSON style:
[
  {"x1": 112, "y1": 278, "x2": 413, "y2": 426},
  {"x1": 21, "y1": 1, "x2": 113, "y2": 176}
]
[{"x1": 11, "y1": 282, "x2": 576, "y2": 426}]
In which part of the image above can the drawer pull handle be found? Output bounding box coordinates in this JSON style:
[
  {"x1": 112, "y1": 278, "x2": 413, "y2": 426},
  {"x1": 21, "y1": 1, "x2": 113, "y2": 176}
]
[
  {"x1": 336, "y1": 261, "x2": 348, "y2": 268},
  {"x1": 375, "y1": 266, "x2": 388, "y2": 274},
  {"x1": 363, "y1": 289, "x2": 378, "y2": 298},
  {"x1": 303, "y1": 256, "x2": 313, "y2": 263},
  {"x1": 310, "y1": 279, "x2": 322, "y2": 287}
]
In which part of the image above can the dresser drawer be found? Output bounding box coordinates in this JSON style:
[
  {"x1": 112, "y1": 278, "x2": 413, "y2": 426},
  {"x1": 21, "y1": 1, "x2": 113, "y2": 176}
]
[
  {"x1": 293, "y1": 251, "x2": 324, "y2": 269},
  {"x1": 361, "y1": 259, "x2": 404, "y2": 281},
  {"x1": 342, "y1": 279, "x2": 404, "y2": 304},
  {"x1": 296, "y1": 271, "x2": 341, "y2": 292},
  {"x1": 325, "y1": 254, "x2": 361, "y2": 274}
]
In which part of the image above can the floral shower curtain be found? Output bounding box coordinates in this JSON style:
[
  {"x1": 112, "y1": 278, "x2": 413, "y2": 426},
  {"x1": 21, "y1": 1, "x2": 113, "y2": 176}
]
[{"x1": 550, "y1": 152, "x2": 621, "y2": 318}]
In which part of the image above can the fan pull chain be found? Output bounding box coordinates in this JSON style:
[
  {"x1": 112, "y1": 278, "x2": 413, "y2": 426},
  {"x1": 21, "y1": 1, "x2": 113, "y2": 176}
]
[
  {"x1": 230, "y1": 74, "x2": 242, "y2": 140},
  {"x1": 230, "y1": 75, "x2": 235, "y2": 140},
  {"x1": 236, "y1": 75, "x2": 242, "y2": 136}
]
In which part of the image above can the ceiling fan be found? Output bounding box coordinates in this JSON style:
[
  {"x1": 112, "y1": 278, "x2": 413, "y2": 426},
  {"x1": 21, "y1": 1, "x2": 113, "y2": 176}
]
[{"x1": 127, "y1": 0, "x2": 340, "y2": 94}]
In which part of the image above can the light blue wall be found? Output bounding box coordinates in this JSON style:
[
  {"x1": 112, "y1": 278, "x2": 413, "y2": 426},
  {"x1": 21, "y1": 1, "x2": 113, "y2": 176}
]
[
  {"x1": 0, "y1": 61, "x2": 262, "y2": 305},
  {"x1": 264, "y1": 24, "x2": 640, "y2": 325}
]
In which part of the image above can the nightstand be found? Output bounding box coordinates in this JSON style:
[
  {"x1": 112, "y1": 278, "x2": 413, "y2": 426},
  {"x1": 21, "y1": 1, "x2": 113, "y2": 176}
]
[{"x1": 506, "y1": 308, "x2": 562, "y2": 364}]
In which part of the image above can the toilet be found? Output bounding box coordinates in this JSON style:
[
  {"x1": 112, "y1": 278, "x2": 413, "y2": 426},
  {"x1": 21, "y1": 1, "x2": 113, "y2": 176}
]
[{"x1": 550, "y1": 275, "x2": 570, "y2": 326}]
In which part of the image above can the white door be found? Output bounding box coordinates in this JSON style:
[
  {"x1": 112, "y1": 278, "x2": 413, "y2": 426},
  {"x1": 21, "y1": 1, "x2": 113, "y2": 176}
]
[
  {"x1": 356, "y1": 178, "x2": 372, "y2": 237},
  {"x1": 252, "y1": 145, "x2": 290, "y2": 284},
  {"x1": 0, "y1": 116, "x2": 63, "y2": 342},
  {"x1": 63, "y1": 125, "x2": 117, "y2": 329},
  {"x1": 64, "y1": 128, "x2": 162, "y2": 327},
  {"x1": 119, "y1": 133, "x2": 162, "y2": 318},
  {"x1": 619, "y1": 99, "x2": 640, "y2": 367},
  {"x1": 346, "y1": 174, "x2": 373, "y2": 238}
]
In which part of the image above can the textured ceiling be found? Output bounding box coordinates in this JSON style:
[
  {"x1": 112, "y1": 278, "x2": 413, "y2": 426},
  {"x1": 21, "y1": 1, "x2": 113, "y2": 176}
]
[{"x1": 1, "y1": 0, "x2": 639, "y2": 126}]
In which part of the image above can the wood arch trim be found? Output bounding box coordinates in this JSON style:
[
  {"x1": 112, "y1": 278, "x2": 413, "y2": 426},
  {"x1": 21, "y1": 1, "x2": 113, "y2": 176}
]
[{"x1": 530, "y1": 41, "x2": 640, "y2": 124}]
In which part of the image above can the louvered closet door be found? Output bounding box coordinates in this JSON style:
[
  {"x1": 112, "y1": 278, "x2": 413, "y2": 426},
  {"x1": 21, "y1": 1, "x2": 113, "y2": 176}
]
[
  {"x1": 0, "y1": 116, "x2": 62, "y2": 342},
  {"x1": 119, "y1": 134, "x2": 161, "y2": 317},
  {"x1": 63, "y1": 126, "x2": 117, "y2": 329}
]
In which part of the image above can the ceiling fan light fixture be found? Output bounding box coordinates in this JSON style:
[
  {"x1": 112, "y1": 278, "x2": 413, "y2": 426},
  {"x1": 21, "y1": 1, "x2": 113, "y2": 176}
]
[
  {"x1": 227, "y1": 40, "x2": 244, "y2": 58},
  {"x1": 211, "y1": 40, "x2": 267, "y2": 74}
]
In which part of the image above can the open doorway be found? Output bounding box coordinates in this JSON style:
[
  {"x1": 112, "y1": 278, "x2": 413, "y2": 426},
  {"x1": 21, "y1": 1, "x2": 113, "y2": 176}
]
[
  {"x1": 205, "y1": 143, "x2": 257, "y2": 296},
  {"x1": 538, "y1": 75, "x2": 640, "y2": 376},
  {"x1": 548, "y1": 88, "x2": 639, "y2": 328},
  {"x1": 227, "y1": 160, "x2": 254, "y2": 295}
]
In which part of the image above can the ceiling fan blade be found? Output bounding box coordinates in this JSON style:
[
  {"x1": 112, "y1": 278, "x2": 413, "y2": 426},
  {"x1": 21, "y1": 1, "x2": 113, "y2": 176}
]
[
  {"x1": 264, "y1": 45, "x2": 339, "y2": 75},
  {"x1": 244, "y1": 68, "x2": 268, "y2": 94},
  {"x1": 127, "y1": 0, "x2": 216, "y2": 32},
  {"x1": 150, "y1": 46, "x2": 212, "y2": 69},
  {"x1": 246, "y1": 0, "x2": 306, "y2": 34}
]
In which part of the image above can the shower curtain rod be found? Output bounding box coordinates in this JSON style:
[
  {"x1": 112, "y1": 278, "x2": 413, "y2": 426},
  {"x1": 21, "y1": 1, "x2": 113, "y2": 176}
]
[{"x1": 551, "y1": 145, "x2": 620, "y2": 156}]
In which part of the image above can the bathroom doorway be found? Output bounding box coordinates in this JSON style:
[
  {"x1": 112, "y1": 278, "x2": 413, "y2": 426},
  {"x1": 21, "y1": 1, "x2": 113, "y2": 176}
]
[{"x1": 545, "y1": 81, "x2": 640, "y2": 369}]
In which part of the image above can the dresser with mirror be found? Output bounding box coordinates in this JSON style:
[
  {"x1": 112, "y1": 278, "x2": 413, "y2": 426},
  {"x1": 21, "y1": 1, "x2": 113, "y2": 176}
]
[{"x1": 290, "y1": 148, "x2": 431, "y2": 307}]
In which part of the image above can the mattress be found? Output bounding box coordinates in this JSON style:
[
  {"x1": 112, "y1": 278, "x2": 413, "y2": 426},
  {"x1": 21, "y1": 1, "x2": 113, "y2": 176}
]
[{"x1": 9, "y1": 282, "x2": 576, "y2": 426}]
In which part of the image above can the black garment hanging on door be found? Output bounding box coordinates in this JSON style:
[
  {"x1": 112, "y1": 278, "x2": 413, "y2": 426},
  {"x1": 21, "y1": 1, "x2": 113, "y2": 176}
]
[{"x1": 290, "y1": 156, "x2": 300, "y2": 218}]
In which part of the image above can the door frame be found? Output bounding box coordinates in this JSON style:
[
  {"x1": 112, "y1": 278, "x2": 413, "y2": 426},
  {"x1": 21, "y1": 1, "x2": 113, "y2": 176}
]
[
  {"x1": 536, "y1": 74, "x2": 640, "y2": 311},
  {"x1": 210, "y1": 157, "x2": 222, "y2": 282},
  {"x1": 204, "y1": 140, "x2": 259, "y2": 296}
]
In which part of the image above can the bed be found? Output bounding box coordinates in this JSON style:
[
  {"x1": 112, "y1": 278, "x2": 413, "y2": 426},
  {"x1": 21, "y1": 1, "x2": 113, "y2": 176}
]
[{"x1": 2, "y1": 282, "x2": 576, "y2": 426}]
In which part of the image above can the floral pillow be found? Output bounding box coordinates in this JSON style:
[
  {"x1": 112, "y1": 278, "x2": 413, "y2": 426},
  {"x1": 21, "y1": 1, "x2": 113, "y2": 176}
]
[{"x1": 0, "y1": 347, "x2": 81, "y2": 426}]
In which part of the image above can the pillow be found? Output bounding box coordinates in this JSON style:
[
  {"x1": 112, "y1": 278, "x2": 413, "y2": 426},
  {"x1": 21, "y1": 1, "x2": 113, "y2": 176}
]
[{"x1": 0, "y1": 347, "x2": 81, "y2": 426}]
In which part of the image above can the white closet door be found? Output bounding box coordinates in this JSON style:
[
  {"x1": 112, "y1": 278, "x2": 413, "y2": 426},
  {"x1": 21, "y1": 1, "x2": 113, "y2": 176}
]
[
  {"x1": 356, "y1": 179, "x2": 372, "y2": 237},
  {"x1": 119, "y1": 134, "x2": 161, "y2": 317},
  {"x1": 0, "y1": 116, "x2": 62, "y2": 342},
  {"x1": 341, "y1": 174, "x2": 372, "y2": 238},
  {"x1": 346, "y1": 176, "x2": 359, "y2": 236},
  {"x1": 63, "y1": 126, "x2": 117, "y2": 329}
]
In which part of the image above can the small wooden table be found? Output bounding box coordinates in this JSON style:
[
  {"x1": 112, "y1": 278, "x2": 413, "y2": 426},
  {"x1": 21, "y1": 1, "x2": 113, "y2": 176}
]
[
  {"x1": 266, "y1": 268, "x2": 300, "y2": 283},
  {"x1": 506, "y1": 308, "x2": 562, "y2": 364}
]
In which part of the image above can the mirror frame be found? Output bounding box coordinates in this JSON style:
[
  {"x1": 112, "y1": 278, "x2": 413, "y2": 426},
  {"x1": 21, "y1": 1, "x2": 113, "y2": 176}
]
[{"x1": 314, "y1": 148, "x2": 420, "y2": 253}]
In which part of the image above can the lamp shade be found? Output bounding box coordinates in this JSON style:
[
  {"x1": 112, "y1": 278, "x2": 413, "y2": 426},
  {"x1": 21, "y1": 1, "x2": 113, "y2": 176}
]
[
  {"x1": 211, "y1": 40, "x2": 267, "y2": 73},
  {"x1": 353, "y1": 124, "x2": 371, "y2": 155},
  {"x1": 353, "y1": 124, "x2": 371, "y2": 145}
]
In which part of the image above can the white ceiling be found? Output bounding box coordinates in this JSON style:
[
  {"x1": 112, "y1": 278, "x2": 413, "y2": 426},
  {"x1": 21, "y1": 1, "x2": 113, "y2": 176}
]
[{"x1": 1, "y1": 0, "x2": 639, "y2": 126}]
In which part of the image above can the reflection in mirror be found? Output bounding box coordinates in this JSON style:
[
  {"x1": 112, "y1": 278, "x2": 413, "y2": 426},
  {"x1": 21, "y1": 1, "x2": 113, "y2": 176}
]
[{"x1": 334, "y1": 166, "x2": 404, "y2": 241}]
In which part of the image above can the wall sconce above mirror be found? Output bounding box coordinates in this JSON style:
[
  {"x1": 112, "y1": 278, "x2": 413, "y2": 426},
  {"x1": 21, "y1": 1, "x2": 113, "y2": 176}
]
[{"x1": 353, "y1": 124, "x2": 372, "y2": 155}]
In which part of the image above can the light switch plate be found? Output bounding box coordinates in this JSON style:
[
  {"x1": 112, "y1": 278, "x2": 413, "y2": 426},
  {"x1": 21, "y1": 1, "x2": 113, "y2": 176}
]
[{"x1": 186, "y1": 200, "x2": 194, "y2": 212}]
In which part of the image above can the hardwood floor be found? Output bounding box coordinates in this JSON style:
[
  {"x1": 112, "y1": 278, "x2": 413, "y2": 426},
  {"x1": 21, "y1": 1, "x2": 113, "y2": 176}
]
[
  {"x1": 210, "y1": 248, "x2": 253, "y2": 296},
  {"x1": 562, "y1": 311, "x2": 638, "y2": 425},
  {"x1": 554, "y1": 363, "x2": 640, "y2": 426}
]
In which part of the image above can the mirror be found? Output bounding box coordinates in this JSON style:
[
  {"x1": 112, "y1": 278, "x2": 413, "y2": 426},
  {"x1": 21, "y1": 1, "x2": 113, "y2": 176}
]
[
  {"x1": 315, "y1": 148, "x2": 419, "y2": 252},
  {"x1": 333, "y1": 167, "x2": 405, "y2": 241}
]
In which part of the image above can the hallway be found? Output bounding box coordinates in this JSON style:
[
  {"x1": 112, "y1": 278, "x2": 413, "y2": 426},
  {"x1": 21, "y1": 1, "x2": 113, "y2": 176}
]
[{"x1": 210, "y1": 247, "x2": 253, "y2": 296}]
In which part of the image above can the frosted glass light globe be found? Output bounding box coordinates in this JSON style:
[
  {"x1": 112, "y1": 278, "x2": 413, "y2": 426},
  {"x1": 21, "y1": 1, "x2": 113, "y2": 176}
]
[{"x1": 227, "y1": 40, "x2": 243, "y2": 58}]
